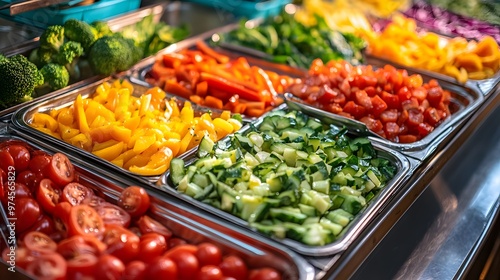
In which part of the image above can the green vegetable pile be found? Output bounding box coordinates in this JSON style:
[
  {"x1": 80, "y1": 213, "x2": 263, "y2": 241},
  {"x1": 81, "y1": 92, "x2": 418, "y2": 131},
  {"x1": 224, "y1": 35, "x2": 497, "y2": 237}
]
[
  {"x1": 170, "y1": 110, "x2": 396, "y2": 246},
  {"x1": 220, "y1": 11, "x2": 366, "y2": 68}
]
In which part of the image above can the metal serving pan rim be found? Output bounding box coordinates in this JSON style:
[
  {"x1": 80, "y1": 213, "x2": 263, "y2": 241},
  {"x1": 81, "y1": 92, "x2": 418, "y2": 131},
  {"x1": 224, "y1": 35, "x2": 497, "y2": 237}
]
[
  {"x1": 0, "y1": 133, "x2": 315, "y2": 280},
  {"x1": 156, "y1": 105, "x2": 412, "y2": 256},
  {"x1": 10, "y1": 76, "x2": 225, "y2": 182}
]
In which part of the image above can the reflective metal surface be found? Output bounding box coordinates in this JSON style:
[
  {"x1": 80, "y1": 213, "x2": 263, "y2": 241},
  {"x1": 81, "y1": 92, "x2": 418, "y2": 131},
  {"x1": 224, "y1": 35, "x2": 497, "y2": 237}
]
[
  {"x1": 157, "y1": 105, "x2": 412, "y2": 256},
  {"x1": 0, "y1": 132, "x2": 316, "y2": 280}
]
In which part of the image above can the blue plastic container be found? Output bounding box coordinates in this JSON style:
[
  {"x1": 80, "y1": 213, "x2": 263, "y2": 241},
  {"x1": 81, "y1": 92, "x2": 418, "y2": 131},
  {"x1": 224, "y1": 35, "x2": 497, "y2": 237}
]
[
  {"x1": 0, "y1": 0, "x2": 141, "y2": 28},
  {"x1": 185, "y1": 0, "x2": 292, "y2": 19}
]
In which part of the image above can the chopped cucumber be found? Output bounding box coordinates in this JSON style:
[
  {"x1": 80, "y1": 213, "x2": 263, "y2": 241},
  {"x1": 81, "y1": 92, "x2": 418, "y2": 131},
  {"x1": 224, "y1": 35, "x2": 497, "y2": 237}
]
[{"x1": 169, "y1": 109, "x2": 397, "y2": 246}]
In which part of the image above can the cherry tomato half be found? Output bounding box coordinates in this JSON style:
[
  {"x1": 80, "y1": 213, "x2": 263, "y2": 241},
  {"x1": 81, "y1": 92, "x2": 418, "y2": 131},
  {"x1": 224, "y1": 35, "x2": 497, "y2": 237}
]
[
  {"x1": 25, "y1": 252, "x2": 67, "y2": 280},
  {"x1": 37, "y1": 178, "x2": 61, "y2": 214},
  {"x1": 118, "y1": 186, "x2": 151, "y2": 218},
  {"x1": 48, "y1": 153, "x2": 75, "y2": 186},
  {"x1": 23, "y1": 231, "x2": 57, "y2": 254},
  {"x1": 68, "y1": 204, "x2": 105, "y2": 238},
  {"x1": 137, "y1": 215, "x2": 172, "y2": 241},
  {"x1": 96, "y1": 202, "x2": 131, "y2": 228},
  {"x1": 62, "y1": 182, "x2": 94, "y2": 206}
]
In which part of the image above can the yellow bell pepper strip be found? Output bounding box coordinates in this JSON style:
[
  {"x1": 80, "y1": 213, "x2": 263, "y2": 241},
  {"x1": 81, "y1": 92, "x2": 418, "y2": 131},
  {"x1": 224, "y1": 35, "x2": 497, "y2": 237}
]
[{"x1": 29, "y1": 80, "x2": 242, "y2": 176}]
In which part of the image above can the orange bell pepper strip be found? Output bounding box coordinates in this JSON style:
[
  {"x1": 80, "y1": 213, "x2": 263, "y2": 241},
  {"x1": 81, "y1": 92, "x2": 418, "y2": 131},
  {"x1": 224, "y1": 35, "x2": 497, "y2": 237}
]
[
  {"x1": 200, "y1": 72, "x2": 263, "y2": 102},
  {"x1": 204, "y1": 96, "x2": 224, "y2": 110},
  {"x1": 196, "y1": 81, "x2": 208, "y2": 97},
  {"x1": 164, "y1": 80, "x2": 193, "y2": 99},
  {"x1": 196, "y1": 40, "x2": 230, "y2": 64}
]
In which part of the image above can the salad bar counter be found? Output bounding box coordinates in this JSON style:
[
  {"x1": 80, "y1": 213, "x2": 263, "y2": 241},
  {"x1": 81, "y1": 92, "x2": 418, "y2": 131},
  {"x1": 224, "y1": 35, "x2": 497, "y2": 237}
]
[{"x1": 0, "y1": 0, "x2": 499, "y2": 279}]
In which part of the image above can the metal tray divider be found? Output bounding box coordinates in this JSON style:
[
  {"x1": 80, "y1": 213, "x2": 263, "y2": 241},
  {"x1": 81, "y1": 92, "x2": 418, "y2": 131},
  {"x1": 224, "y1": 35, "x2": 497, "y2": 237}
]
[{"x1": 156, "y1": 105, "x2": 412, "y2": 256}]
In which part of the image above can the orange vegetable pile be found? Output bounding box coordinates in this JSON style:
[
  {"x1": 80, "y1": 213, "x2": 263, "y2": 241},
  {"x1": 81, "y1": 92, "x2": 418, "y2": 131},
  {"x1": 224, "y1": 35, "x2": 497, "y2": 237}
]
[
  {"x1": 366, "y1": 15, "x2": 500, "y2": 83},
  {"x1": 146, "y1": 41, "x2": 298, "y2": 117},
  {"x1": 29, "y1": 80, "x2": 242, "y2": 176}
]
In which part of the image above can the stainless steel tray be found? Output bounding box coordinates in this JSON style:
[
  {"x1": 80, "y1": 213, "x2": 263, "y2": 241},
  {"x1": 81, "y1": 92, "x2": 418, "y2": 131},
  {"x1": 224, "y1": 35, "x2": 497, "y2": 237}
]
[
  {"x1": 0, "y1": 133, "x2": 315, "y2": 280},
  {"x1": 156, "y1": 106, "x2": 412, "y2": 257},
  {"x1": 284, "y1": 67, "x2": 485, "y2": 161},
  {"x1": 11, "y1": 77, "x2": 231, "y2": 183}
]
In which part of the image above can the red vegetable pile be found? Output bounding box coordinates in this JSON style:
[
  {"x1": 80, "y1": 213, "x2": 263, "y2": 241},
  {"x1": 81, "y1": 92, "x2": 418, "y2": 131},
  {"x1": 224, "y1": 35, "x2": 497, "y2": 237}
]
[
  {"x1": 286, "y1": 59, "x2": 452, "y2": 143},
  {"x1": 0, "y1": 140, "x2": 282, "y2": 280}
]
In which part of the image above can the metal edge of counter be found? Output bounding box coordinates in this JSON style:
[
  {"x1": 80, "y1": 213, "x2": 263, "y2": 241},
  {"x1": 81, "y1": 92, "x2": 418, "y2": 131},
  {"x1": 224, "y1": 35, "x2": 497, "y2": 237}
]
[{"x1": 321, "y1": 84, "x2": 500, "y2": 279}]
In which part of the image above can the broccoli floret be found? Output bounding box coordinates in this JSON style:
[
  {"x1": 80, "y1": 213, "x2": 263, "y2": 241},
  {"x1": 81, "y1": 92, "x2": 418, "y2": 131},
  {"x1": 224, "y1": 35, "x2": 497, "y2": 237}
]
[
  {"x1": 29, "y1": 48, "x2": 55, "y2": 68},
  {"x1": 54, "y1": 41, "x2": 83, "y2": 79},
  {"x1": 91, "y1": 21, "x2": 113, "y2": 39},
  {"x1": 88, "y1": 35, "x2": 141, "y2": 76},
  {"x1": 40, "y1": 63, "x2": 70, "y2": 90},
  {"x1": 0, "y1": 54, "x2": 44, "y2": 106},
  {"x1": 64, "y1": 19, "x2": 98, "y2": 51},
  {"x1": 39, "y1": 25, "x2": 65, "y2": 52}
]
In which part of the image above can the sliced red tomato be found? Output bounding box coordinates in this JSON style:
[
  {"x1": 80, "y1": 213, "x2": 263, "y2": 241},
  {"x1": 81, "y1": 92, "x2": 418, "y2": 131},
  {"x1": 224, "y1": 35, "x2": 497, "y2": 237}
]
[
  {"x1": 37, "y1": 178, "x2": 61, "y2": 214},
  {"x1": 48, "y1": 152, "x2": 75, "y2": 186},
  {"x1": 117, "y1": 186, "x2": 151, "y2": 218},
  {"x1": 24, "y1": 214, "x2": 55, "y2": 237},
  {"x1": 66, "y1": 253, "x2": 98, "y2": 279},
  {"x1": 62, "y1": 182, "x2": 94, "y2": 206},
  {"x1": 23, "y1": 231, "x2": 57, "y2": 254},
  {"x1": 96, "y1": 202, "x2": 131, "y2": 228},
  {"x1": 103, "y1": 224, "x2": 140, "y2": 263},
  {"x1": 2, "y1": 247, "x2": 37, "y2": 269},
  {"x1": 25, "y1": 252, "x2": 67, "y2": 280},
  {"x1": 136, "y1": 215, "x2": 172, "y2": 241},
  {"x1": 68, "y1": 204, "x2": 105, "y2": 238},
  {"x1": 57, "y1": 234, "x2": 106, "y2": 259}
]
